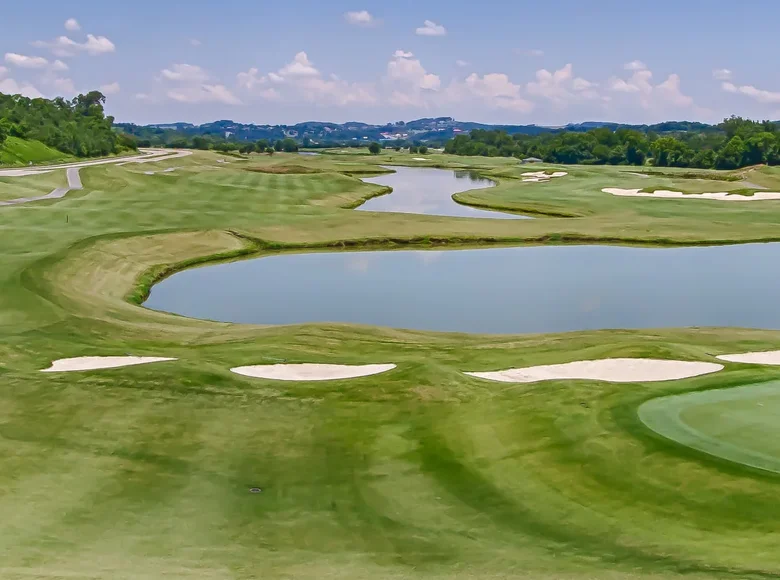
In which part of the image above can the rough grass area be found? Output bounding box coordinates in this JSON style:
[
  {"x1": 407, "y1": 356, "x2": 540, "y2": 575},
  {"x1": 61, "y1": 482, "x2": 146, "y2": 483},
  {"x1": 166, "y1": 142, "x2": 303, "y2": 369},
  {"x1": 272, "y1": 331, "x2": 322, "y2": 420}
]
[
  {"x1": 0, "y1": 136, "x2": 74, "y2": 166},
  {"x1": 2, "y1": 149, "x2": 780, "y2": 578}
]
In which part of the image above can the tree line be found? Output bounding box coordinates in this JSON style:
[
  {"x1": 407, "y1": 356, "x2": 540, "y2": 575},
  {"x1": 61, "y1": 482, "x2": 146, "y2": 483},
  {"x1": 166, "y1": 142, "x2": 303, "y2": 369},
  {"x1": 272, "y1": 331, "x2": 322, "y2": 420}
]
[
  {"x1": 443, "y1": 117, "x2": 780, "y2": 169},
  {"x1": 0, "y1": 90, "x2": 136, "y2": 157}
]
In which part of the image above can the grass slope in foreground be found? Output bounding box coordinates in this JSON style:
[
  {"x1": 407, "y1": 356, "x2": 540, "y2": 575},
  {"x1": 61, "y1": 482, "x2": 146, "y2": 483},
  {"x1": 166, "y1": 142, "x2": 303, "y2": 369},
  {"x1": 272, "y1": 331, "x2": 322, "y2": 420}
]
[
  {"x1": 639, "y1": 380, "x2": 780, "y2": 474},
  {"x1": 4, "y1": 150, "x2": 780, "y2": 578}
]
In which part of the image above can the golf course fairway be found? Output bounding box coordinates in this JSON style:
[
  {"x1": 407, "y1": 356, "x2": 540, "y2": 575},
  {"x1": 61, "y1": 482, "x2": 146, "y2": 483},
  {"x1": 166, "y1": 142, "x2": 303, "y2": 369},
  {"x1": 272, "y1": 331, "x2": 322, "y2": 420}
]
[
  {"x1": 5, "y1": 149, "x2": 780, "y2": 578},
  {"x1": 639, "y1": 380, "x2": 780, "y2": 474}
]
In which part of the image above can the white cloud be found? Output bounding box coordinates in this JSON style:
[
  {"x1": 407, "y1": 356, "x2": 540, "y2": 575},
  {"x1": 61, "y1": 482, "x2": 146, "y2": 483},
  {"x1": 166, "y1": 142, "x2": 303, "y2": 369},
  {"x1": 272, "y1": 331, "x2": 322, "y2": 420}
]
[
  {"x1": 721, "y1": 80, "x2": 780, "y2": 104},
  {"x1": 33, "y1": 34, "x2": 115, "y2": 57},
  {"x1": 5, "y1": 52, "x2": 49, "y2": 69},
  {"x1": 624, "y1": 60, "x2": 647, "y2": 71},
  {"x1": 345, "y1": 10, "x2": 376, "y2": 26},
  {"x1": 100, "y1": 81, "x2": 120, "y2": 95},
  {"x1": 278, "y1": 52, "x2": 319, "y2": 77},
  {"x1": 0, "y1": 78, "x2": 43, "y2": 98},
  {"x1": 608, "y1": 67, "x2": 693, "y2": 110},
  {"x1": 713, "y1": 68, "x2": 732, "y2": 81},
  {"x1": 238, "y1": 52, "x2": 376, "y2": 106},
  {"x1": 51, "y1": 59, "x2": 69, "y2": 71},
  {"x1": 0, "y1": 66, "x2": 7, "y2": 77},
  {"x1": 459, "y1": 73, "x2": 533, "y2": 112},
  {"x1": 416, "y1": 20, "x2": 446, "y2": 36},
  {"x1": 190, "y1": 38, "x2": 202, "y2": 47},
  {"x1": 64, "y1": 18, "x2": 81, "y2": 31},
  {"x1": 237, "y1": 67, "x2": 264, "y2": 90},
  {"x1": 518, "y1": 48, "x2": 544, "y2": 57},
  {"x1": 135, "y1": 93, "x2": 152, "y2": 101},
  {"x1": 167, "y1": 84, "x2": 241, "y2": 105},
  {"x1": 51, "y1": 77, "x2": 76, "y2": 95},
  {"x1": 655, "y1": 74, "x2": 693, "y2": 107},
  {"x1": 456, "y1": 60, "x2": 469, "y2": 67},
  {"x1": 526, "y1": 64, "x2": 599, "y2": 105},
  {"x1": 161, "y1": 63, "x2": 209, "y2": 82},
  {"x1": 387, "y1": 50, "x2": 440, "y2": 90}
]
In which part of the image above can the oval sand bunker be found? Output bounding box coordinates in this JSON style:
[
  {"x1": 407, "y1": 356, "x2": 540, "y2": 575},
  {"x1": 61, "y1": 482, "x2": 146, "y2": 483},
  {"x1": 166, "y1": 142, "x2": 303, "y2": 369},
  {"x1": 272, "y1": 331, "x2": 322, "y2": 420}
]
[
  {"x1": 603, "y1": 187, "x2": 780, "y2": 201},
  {"x1": 717, "y1": 350, "x2": 780, "y2": 365},
  {"x1": 42, "y1": 356, "x2": 176, "y2": 372},
  {"x1": 231, "y1": 363, "x2": 396, "y2": 381},
  {"x1": 465, "y1": 358, "x2": 723, "y2": 383}
]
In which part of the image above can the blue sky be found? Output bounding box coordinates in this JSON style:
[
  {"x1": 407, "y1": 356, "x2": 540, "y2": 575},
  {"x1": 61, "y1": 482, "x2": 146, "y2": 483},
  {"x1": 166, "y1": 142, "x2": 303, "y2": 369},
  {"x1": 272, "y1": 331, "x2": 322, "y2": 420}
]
[{"x1": 2, "y1": 0, "x2": 779, "y2": 125}]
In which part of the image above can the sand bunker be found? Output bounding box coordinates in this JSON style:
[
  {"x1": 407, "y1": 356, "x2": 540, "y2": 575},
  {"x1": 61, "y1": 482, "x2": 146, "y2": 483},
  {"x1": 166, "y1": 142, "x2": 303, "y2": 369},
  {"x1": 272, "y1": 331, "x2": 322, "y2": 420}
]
[
  {"x1": 716, "y1": 350, "x2": 780, "y2": 365},
  {"x1": 604, "y1": 187, "x2": 780, "y2": 201},
  {"x1": 465, "y1": 358, "x2": 723, "y2": 383},
  {"x1": 413, "y1": 157, "x2": 430, "y2": 161},
  {"x1": 42, "y1": 356, "x2": 176, "y2": 372},
  {"x1": 521, "y1": 171, "x2": 568, "y2": 183},
  {"x1": 231, "y1": 363, "x2": 396, "y2": 381}
]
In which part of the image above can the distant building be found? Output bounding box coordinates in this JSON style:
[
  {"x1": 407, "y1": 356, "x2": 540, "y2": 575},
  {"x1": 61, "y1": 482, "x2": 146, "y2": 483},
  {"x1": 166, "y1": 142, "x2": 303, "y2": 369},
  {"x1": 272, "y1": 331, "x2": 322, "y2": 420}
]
[{"x1": 521, "y1": 157, "x2": 543, "y2": 164}]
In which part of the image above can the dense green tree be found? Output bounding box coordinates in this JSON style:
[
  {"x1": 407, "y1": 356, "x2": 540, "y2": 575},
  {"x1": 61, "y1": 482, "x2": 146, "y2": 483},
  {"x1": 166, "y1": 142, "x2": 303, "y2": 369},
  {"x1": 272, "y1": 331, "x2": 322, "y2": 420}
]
[
  {"x1": 716, "y1": 136, "x2": 747, "y2": 169},
  {"x1": 266, "y1": 147, "x2": 275, "y2": 155},
  {"x1": 368, "y1": 142, "x2": 381, "y2": 155},
  {"x1": 409, "y1": 145, "x2": 419, "y2": 154},
  {"x1": 0, "y1": 119, "x2": 9, "y2": 146},
  {"x1": 281, "y1": 138, "x2": 298, "y2": 152},
  {"x1": 419, "y1": 145, "x2": 428, "y2": 154},
  {"x1": 191, "y1": 136, "x2": 210, "y2": 150},
  {"x1": 444, "y1": 118, "x2": 779, "y2": 171},
  {"x1": 0, "y1": 89, "x2": 125, "y2": 157},
  {"x1": 274, "y1": 139, "x2": 284, "y2": 152},
  {"x1": 256, "y1": 139, "x2": 269, "y2": 151}
]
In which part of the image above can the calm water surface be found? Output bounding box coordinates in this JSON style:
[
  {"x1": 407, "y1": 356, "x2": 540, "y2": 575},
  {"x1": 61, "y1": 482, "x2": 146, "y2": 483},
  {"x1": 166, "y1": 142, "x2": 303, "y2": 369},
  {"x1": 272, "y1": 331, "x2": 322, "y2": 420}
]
[
  {"x1": 145, "y1": 243, "x2": 780, "y2": 334},
  {"x1": 358, "y1": 166, "x2": 527, "y2": 219}
]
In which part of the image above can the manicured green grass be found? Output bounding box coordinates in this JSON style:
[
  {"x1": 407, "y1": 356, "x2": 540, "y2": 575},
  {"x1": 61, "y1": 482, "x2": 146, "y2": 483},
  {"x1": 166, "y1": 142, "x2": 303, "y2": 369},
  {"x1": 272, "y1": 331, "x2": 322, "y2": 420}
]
[
  {"x1": 0, "y1": 136, "x2": 74, "y2": 166},
  {"x1": 3, "y1": 150, "x2": 780, "y2": 578},
  {"x1": 639, "y1": 380, "x2": 780, "y2": 474},
  {"x1": 0, "y1": 169, "x2": 67, "y2": 201}
]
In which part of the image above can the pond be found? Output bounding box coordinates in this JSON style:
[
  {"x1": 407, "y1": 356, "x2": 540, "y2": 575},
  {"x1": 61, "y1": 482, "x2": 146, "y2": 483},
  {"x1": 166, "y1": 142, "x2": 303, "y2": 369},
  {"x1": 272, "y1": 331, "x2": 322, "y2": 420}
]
[
  {"x1": 144, "y1": 243, "x2": 780, "y2": 334},
  {"x1": 357, "y1": 166, "x2": 528, "y2": 219}
]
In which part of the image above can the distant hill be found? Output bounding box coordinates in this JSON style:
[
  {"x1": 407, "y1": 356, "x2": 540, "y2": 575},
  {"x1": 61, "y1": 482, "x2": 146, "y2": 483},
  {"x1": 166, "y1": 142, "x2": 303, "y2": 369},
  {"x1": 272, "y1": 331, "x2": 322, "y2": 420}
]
[{"x1": 116, "y1": 116, "x2": 726, "y2": 149}]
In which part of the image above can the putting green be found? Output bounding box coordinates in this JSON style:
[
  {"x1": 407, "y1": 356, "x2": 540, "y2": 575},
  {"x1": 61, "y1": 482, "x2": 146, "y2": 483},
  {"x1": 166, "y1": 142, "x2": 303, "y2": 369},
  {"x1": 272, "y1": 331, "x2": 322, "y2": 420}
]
[{"x1": 639, "y1": 380, "x2": 780, "y2": 474}]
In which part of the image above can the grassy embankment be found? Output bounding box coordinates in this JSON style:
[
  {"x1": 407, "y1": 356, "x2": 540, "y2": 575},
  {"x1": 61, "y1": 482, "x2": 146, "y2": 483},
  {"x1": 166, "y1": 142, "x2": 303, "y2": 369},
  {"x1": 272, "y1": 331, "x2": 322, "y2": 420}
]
[
  {"x1": 0, "y1": 136, "x2": 75, "y2": 166},
  {"x1": 3, "y1": 149, "x2": 780, "y2": 578}
]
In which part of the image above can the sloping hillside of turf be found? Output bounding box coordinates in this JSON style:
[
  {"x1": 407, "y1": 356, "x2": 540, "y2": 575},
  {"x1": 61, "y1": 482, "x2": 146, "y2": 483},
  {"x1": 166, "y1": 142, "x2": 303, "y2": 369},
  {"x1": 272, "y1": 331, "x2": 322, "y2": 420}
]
[{"x1": 0, "y1": 136, "x2": 74, "y2": 166}]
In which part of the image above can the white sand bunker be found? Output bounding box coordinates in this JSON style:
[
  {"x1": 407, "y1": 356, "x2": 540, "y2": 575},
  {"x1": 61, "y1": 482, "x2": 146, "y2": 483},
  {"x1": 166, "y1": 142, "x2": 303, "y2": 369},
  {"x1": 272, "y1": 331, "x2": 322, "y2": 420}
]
[
  {"x1": 413, "y1": 157, "x2": 429, "y2": 161},
  {"x1": 522, "y1": 171, "x2": 568, "y2": 183},
  {"x1": 465, "y1": 358, "x2": 723, "y2": 384},
  {"x1": 42, "y1": 356, "x2": 176, "y2": 372},
  {"x1": 231, "y1": 363, "x2": 396, "y2": 381},
  {"x1": 604, "y1": 187, "x2": 780, "y2": 201},
  {"x1": 717, "y1": 350, "x2": 780, "y2": 365}
]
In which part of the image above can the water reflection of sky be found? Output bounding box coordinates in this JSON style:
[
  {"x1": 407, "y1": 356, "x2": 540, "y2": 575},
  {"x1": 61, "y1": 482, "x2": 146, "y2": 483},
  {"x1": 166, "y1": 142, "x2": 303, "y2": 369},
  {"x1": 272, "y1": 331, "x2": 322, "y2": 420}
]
[
  {"x1": 147, "y1": 243, "x2": 780, "y2": 334},
  {"x1": 358, "y1": 166, "x2": 530, "y2": 219}
]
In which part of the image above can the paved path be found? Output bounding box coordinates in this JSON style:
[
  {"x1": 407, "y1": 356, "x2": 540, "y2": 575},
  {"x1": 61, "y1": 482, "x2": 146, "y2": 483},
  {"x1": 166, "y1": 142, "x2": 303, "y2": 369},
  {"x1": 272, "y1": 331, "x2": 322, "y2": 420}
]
[
  {"x1": 0, "y1": 149, "x2": 192, "y2": 207},
  {"x1": 0, "y1": 167, "x2": 83, "y2": 207}
]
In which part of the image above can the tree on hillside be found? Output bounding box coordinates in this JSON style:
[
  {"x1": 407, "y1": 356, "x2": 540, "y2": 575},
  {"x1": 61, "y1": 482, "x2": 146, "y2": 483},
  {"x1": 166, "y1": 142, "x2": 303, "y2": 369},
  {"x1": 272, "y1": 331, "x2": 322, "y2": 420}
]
[
  {"x1": 0, "y1": 119, "x2": 9, "y2": 146},
  {"x1": 256, "y1": 139, "x2": 269, "y2": 151},
  {"x1": 368, "y1": 142, "x2": 381, "y2": 155},
  {"x1": 716, "y1": 136, "x2": 747, "y2": 169},
  {"x1": 192, "y1": 136, "x2": 210, "y2": 150},
  {"x1": 281, "y1": 138, "x2": 298, "y2": 153},
  {"x1": 0, "y1": 89, "x2": 121, "y2": 157}
]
